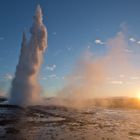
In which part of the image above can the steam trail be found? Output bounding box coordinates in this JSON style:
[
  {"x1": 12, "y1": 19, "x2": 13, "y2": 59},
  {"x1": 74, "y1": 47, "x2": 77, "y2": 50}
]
[{"x1": 9, "y1": 5, "x2": 47, "y2": 106}]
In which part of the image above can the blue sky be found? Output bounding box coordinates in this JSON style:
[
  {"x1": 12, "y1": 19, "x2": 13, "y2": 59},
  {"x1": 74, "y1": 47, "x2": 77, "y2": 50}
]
[{"x1": 1, "y1": 0, "x2": 140, "y2": 97}]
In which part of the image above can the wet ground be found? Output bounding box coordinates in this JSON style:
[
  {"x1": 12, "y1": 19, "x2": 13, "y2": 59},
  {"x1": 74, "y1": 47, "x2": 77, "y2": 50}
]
[{"x1": 0, "y1": 104, "x2": 140, "y2": 140}]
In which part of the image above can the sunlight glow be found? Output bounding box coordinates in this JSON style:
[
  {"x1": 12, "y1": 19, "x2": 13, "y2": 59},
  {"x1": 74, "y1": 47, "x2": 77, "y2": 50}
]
[{"x1": 136, "y1": 92, "x2": 140, "y2": 100}]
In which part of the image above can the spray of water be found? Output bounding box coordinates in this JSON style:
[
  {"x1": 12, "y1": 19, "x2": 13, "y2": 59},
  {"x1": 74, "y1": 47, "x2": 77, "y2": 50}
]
[{"x1": 9, "y1": 5, "x2": 47, "y2": 106}]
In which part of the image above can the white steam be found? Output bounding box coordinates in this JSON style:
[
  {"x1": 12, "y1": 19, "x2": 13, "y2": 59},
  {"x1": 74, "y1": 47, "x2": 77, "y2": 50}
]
[
  {"x1": 9, "y1": 5, "x2": 47, "y2": 106},
  {"x1": 56, "y1": 32, "x2": 139, "y2": 108}
]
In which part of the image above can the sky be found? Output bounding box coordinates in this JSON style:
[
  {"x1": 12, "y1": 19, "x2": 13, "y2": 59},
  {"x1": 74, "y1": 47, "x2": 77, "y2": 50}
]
[{"x1": 1, "y1": 0, "x2": 140, "y2": 98}]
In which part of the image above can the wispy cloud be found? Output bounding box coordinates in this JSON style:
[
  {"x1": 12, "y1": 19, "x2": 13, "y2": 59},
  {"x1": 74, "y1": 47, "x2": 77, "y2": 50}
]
[
  {"x1": 129, "y1": 37, "x2": 140, "y2": 45},
  {"x1": 94, "y1": 39, "x2": 105, "y2": 45},
  {"x1": 45, "y1": 64, "x2": 56, "y2": 71},
  {"x1": 129, "y1": 37, "x2": 136, "y2": 42}
]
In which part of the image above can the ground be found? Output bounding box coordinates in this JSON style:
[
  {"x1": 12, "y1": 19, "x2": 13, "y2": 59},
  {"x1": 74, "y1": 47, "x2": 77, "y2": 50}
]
[{"x1": 0, "y1": 102, "x2": 140, "y2": 140}]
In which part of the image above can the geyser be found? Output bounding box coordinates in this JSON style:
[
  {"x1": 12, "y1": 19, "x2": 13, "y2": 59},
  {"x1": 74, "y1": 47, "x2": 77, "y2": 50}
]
[{"x1": 9, "y1": 5, "x2": 47, "y2": 106}]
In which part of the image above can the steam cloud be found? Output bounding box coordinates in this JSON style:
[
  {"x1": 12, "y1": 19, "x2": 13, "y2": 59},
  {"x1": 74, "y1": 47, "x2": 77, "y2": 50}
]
[
  {"x1": 9, "y1": 5, "x2": 47, "y2": 106},
  {"x1": 56, "y1": 32, "x2": 138, "y2": 108}
]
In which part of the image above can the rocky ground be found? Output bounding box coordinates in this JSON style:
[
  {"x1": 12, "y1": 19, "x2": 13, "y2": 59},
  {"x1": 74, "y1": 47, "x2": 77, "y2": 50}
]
[{"x1": 0, "y1": 103, "x2": 140, "y2": 140}]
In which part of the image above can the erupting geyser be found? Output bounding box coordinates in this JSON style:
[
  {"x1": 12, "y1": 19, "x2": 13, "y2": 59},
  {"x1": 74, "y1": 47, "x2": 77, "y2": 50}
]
[{"x1": 9, "y1": 5, "x2": 47, "y2": 106}]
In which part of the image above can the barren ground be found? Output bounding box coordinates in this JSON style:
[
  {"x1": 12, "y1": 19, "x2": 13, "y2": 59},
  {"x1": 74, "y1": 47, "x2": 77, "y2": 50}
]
[{"x1": 0, "y1": 104, "x2": 140, "y2": 140}]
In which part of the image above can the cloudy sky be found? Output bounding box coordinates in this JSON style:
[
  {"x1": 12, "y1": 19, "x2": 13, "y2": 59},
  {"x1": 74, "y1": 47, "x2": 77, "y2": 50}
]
[{"x1": 1, "y1": 0, "x2": 140, "y2": 98}]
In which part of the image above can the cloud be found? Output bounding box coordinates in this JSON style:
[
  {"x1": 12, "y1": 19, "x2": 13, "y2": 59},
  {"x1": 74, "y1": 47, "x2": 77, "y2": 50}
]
[
  {"x1": 94, "y1": 39, "x2": 105, "y2": 45},
  {"x1": 46, "y1": 64, "x2": 56, "y2": 71},
  {"x1": 129, "y1": 37, "x2": 140, "y2": 45},
  {"x1": 4, "y1": 73, "x2": 13, "y2": 80},
  {"x1": 129, "y1": 37, "x2": 136, "y2": 42}
]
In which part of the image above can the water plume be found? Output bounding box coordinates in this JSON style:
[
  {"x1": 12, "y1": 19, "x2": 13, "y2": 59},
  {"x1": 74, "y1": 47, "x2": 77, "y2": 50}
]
[{"x1": 9, "y1": 5, "x2": 47, "y2": 106}]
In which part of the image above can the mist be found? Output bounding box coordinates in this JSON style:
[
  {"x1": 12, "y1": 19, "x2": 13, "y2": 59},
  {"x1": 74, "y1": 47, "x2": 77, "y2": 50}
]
[
  {"x1": 9, "y1": 5, "x2": 47, "y2": 106},
  {"x1": 55, "y1": 32, "x2": 138, "y2": 108}
]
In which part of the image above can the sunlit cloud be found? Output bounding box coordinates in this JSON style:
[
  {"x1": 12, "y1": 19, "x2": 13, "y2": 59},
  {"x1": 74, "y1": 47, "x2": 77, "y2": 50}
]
[
  {"x1": 129, "y1": 37, "x2": 140, "y2": 45},
  {"x1": 94, "y1": 39, "x2": 105, "y2": 45},
  {"x1": 129, "y1": 37, "x2": 136, "y2": 42}
]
